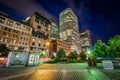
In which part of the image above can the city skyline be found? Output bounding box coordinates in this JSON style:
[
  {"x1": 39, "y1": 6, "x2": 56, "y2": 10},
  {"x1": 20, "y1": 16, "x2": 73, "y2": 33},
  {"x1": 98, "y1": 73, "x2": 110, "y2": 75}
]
[{"x1": 0, "y1": 0, "x2": 120, "y2": 45}]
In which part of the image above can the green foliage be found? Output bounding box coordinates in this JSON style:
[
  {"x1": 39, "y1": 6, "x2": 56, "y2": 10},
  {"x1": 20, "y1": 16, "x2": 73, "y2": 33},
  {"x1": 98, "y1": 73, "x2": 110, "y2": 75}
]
[
  {"x1": 50, "y1": 54, "x2": 55, "y2": 59},
  {"x1": 108, "y1": 35, "x2": 120, "y2": 57},
  {"x1": 67, "y1": 59, "x2": 78, "y2": 63},
  {"x1": 68, "y1": 51, "x2": 78, "y2": 59},
  {"x1": 79, "y1": 52, "x2": 87, "y2": 60},
  {"x1": 56, "y1": 48, "x2": 66, "y2": 59},
  {"x1": 0, "y1": 44, "x2": 10, "y2": 56},
  {"x1": 77, "y1": 59, "x2": 86, "y2": 63},
  {"x1": 92, "y1": 35, "x2": 120, "y2": 58},
  {"x1": 92, "y1": 40, "x2": 107, "y2": 57}
]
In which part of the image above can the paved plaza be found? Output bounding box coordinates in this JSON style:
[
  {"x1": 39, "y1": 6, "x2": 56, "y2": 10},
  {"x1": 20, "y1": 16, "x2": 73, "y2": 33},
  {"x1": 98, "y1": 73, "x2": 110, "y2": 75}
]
[{"x1": 0, "y1": 63, "x2": 119, "y2": 80}]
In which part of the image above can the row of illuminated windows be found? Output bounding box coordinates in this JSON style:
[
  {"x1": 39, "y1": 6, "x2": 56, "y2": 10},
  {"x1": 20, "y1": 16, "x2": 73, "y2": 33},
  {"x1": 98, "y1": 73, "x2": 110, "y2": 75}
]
[
  {"x1": 0, "y1": 26, "x2": 30, "y2": 40},
  {"x1": 1, "y1": 31, "x2": 29, "y2": 42},
  {"x1": 0, "y1": 37, "x2": 28, "y2": 46},
  {"x1": 0, "y1": 38, "x2": 16, "y2": 44},
  {"x1": 0, "y1": 16, "x2": 31, "y2": 31},
  {"x1": 1, "y1": 32, "x2": 18, "y2": 39}
]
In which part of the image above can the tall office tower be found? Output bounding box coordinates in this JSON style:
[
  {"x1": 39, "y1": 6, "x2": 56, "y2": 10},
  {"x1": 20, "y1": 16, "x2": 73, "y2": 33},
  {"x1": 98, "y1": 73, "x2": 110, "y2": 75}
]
[
  {"x1": 50, "y1": 20, "x2": 59, "y2": 40},
  {"x1": 79, "y1": 29, "x2": 92, "y2": 54},
  {"x1": 59, "y1": 8, "x2": 81, "y2": 54},
  {"x1": 24, "y1": 12, "x2": 51, "y2": 55}
]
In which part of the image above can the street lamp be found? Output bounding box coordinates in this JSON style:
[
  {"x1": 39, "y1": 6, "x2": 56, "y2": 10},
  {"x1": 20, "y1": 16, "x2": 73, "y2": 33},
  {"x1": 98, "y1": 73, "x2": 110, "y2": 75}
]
[
  {"x1": 46, "y1": 42, "x2": 50, "y2": 57},
  {"x1": 87, "y1": 50, "x2": 90, "y2": 55},
  {"x1": 86, "y1": 48, "x2": 91, "y2": 59}
]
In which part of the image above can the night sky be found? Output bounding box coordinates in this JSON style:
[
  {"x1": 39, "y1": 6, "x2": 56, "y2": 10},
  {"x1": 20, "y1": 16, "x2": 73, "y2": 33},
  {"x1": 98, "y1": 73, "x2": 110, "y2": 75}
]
[{"x1": 0, "y1": 0, "x2": 120, "y2": 45}]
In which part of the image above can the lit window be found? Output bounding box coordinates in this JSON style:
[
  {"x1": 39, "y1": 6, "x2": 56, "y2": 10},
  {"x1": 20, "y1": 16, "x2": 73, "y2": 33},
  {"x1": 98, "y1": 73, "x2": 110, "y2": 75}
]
[
  {"x1": 0, "y1": 25, "x2": 2, "y2": 30},
  {"x1": 0, "y1": 17, "x2": 5, "y2": 24},
  {"x1": 2, "y1": 32, "x2": 7, "y2": 36},
  {"x1": 13, "y1": 40, "x2": 16, "y2": 43},
  {"x1": 32, "y1": 39, "x2": 35, "y2": 41},
  {"x1": 5, "y1": 39, "x2": 7, "y2": 42},
  {"x1": 15, "y1": 23, "x2": 21, "y2": 29},
  {"x1": 0, "y1": 38, "x2": 3, "y2": 42},
  {"x1": 6, "y1": 20, "x2": 13, "y2": 26}
]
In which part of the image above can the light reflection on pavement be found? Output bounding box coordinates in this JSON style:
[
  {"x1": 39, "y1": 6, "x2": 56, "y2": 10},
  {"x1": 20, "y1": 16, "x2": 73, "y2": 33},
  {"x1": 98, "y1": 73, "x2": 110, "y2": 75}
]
[{"x1": 4, "y1": 63, "x2": 110, "y2": 80}]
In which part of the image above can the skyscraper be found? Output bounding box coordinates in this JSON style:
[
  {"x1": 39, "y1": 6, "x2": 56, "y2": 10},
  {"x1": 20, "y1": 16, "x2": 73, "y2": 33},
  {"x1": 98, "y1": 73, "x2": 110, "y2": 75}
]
[
  {"x1": 59, "y1": 8, "x2": 81, "y2": 54},
  {"x1": 79, "y1": 29, "x2": 92, "y2": 53},
  {"x1": 50, "y1": 20, "x2": 59, "y2": 40}
]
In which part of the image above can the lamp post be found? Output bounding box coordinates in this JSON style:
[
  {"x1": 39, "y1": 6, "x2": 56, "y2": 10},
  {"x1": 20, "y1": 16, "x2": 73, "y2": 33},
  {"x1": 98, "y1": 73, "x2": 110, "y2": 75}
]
[
  {"x1": 87, "y1": 48, "x2": 91, "y2": 59},
  {"x1": 46, "y1": 42, "x2": 50, "y2": 58}
]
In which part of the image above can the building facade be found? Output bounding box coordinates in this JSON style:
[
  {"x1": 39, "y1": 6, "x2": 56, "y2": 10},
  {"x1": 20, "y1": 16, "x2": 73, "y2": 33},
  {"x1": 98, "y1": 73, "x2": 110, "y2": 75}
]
[
  {"x1": 24, "y1": 12, "x2": 51, "y2": 54},
  {"x1": 50, "y1": 39, "x2": 71, "y2": 56},
  {"x1": 50, "y1": 20, "x2": 59, "y2": 40},
  {"x1": 0, "y1": 13, "x2": 32, "y2": 51},
  {"x1": 59, "y1": 8, "x2": 81, "y2": 54},
  {"x1": 79, "y1": 29, "x2": 92, "y2": 53}
]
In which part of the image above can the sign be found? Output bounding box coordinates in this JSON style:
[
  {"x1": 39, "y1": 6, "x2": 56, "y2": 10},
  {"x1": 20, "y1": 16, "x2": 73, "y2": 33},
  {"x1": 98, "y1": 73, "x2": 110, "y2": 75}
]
[
  {"x1": 102, "y1": 60, "x2": 114, "y2": 69},
  {"x1": 28, "y1": 54, "x2": 34, "y2": 64}
]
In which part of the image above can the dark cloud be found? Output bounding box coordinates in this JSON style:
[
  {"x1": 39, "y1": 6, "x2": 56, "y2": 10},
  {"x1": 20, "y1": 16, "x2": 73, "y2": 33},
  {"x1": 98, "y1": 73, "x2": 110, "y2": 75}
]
[{"x1": 0, "y1": 0, "x2": 57, "y2": 22}]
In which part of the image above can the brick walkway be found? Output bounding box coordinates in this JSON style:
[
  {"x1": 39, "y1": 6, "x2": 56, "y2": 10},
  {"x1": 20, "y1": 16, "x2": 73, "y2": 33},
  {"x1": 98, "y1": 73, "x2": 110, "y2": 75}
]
[
  {"x1": 0, "y1": 63, "x2": 111, "y2": 80},
  {"x1": 25, "y1": 69, "x2": 110, "y2": 80}
]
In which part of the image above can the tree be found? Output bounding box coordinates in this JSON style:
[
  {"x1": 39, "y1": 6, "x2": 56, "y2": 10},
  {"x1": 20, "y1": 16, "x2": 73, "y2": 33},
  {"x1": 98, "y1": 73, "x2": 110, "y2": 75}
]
[
  {"x1": 68, "y1": 51, "x2": 78, "y2": 60},
  {"x1": 0, "y1": 44, "x2": 10, "y2": 57},
  {"x1": 56, "y1": 48, "x2": 66, "y2": 59},
  {"x1": 92, "y1": 40, "x2": 107, "y2": 57},
  {"x1": 108, "y1": 35, "x2": 120, "y2": 57},
  {"x1": 79, "y1": 52, "x2": 87, "y2": 60}
]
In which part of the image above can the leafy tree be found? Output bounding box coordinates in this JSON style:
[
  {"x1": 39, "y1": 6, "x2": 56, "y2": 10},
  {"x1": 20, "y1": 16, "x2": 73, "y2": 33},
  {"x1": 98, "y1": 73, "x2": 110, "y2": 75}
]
[
  {"x1": 79, "y1": 52, "x2": 87, "y2": 60},
  {"x1": 0, "y1": 44, "x2": 10, "y2": 57},
  {"x1": 56, "y1": 48, "x2": 66, "y2": 59},
  {"x1": 108, "y1": 35, "x2": 120, "y2": 57},
  {"x1": 50, "y1": 53, "x2": 55, "y2": 59},
  {"x1": 68, "y1": 51, "x2": 78, "y2": 60},
  {"x1": 92, "y1": 40, "x2": 107, "y2": 57}
]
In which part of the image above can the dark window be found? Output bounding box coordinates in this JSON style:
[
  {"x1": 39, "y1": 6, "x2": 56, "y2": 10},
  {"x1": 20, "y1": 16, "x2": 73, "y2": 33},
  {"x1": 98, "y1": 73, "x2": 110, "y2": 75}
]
[
  {"x1": 43, "y1": 45, "x2": 46, "y2": 47},
  {"x1": 35, "y1": 18, "x2": 39, "y2": 23},
  {"x1": 32, "y1": 42, "x2": 35, "y2": 45},
  {"x1": 22, "y1": 32, "x2": 24, "y2": 35},
  {"x1": 30, "y1": 47, "x2": 33, "y2": 50},
  {"x1": 4, "y1": 27, "x2": 8, "y2": 30},
  {"x1": 37, "y1": 25, "x2": 41, "y2": 29},
  {"x1": 2, "y1": 32, "x2": 6, "y2": 36},
  {"x1": 45, "y1": 22, "x2": 48, "y2": 27},
  {"x1": 38, "y1": 44, "x2": 41, "y2": 46},
  {"x1": 8, "y1": 28, "x2": 11, "y2": 31},
  {"x1": 25, "y1": 43, "x2": 27, "y2": 45},
  {"x1": 46, "y1": 28, "x2": 48, "y2": 31}
]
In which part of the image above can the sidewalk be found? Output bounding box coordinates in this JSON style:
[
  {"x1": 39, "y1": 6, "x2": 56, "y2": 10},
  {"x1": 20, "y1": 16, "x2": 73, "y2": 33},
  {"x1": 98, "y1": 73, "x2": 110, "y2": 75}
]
[
  {"x1": 0, "y1": 63, "x2": 113, "y2": 80},
  {"x1": 0, "y1": 66, "x2": 38, "y2": 77}
]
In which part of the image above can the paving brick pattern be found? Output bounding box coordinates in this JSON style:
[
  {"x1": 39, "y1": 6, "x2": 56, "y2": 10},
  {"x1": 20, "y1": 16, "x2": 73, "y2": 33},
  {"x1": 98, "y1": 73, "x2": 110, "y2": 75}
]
[
  {"x1": 26, "y1": 69, "x2": 110, "y2": 80},
  {"x1": 2, "y1": 63, "x2": 111, "y2": 80}
]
